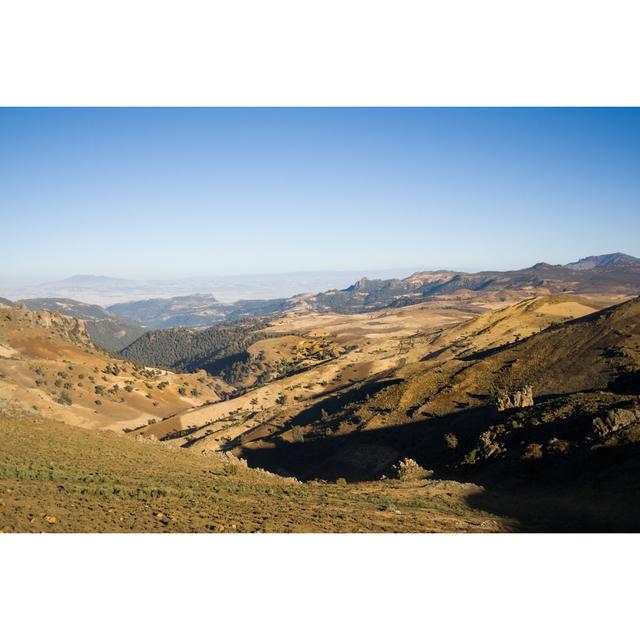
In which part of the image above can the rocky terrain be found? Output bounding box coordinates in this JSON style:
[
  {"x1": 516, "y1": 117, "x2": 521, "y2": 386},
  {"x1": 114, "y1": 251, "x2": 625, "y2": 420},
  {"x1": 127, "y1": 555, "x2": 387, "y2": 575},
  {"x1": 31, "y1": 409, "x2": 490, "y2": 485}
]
[{"x1": 17, "y1": 297, "x2": 146, "y2": 351}]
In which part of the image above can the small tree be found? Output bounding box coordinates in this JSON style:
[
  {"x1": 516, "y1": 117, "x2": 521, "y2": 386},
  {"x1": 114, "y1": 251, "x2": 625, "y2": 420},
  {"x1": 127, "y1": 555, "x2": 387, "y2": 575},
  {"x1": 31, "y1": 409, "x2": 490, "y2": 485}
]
[
  {"x1": 57, "y1": 391, "x2": 72, "y2": 406},
  {"x1": 444, "y1": 433, "x2": 459, "y2": 449}
]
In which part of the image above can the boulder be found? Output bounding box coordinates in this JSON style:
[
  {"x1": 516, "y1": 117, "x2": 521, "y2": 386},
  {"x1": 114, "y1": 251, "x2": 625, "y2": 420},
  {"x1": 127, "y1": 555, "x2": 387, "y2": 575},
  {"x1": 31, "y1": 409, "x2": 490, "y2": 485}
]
[{"x1": 592, "y1": 406, "x2": 640, "y2": 438}]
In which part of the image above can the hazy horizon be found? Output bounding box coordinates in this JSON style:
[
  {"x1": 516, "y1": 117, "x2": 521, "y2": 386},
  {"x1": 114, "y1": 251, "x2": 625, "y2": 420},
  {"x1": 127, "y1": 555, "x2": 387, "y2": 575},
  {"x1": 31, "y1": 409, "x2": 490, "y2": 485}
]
[
  {"x1": 3, "y1": 249, "x2": 637, "y2": 290},
  {"x1": 0, "y1": 266, "x2": 427, "y2": 288},
  {"x1": 0, "y1": 267, "x2": 426, "y2": 305}
]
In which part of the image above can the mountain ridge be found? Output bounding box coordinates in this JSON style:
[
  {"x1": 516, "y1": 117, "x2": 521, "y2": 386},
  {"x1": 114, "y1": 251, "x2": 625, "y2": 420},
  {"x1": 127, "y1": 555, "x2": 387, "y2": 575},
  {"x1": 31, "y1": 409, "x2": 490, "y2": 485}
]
[
  {"x1": 9, "y1": 253, "x2": 640, "y2": 336},
  {"x1": 564, "y1": 252, "x2": 640, "y2": 271}
]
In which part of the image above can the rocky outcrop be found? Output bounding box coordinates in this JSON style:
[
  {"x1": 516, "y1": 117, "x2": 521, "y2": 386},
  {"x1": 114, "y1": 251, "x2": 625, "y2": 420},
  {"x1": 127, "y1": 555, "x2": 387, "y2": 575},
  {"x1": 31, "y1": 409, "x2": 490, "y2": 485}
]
[
  {"x1": 15, "y1": 306, "x2": 93, "y2": 348},
  {"x1": 592, "y1": 406, "x2": 640, "y2": 438},
  {"x1": 202, "y1": 449, "x2": 300, "y2": 483},
  {"x1": 391, "y1": 458, "x2": 433, "y2": 481},
  {"x1": 495, "y1": 386, "x2": 534, "y2": 411},
  {"x1": 478, "y1": 430, "x2": 507, "y2": 459}
]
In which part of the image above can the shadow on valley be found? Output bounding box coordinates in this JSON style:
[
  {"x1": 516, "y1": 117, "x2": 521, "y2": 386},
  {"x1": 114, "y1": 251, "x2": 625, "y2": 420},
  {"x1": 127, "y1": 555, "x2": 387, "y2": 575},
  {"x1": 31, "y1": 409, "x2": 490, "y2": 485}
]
[
  {"x1": 465, "y1": 441, "x2": 640, "y2": 532},
  {"x1": 239, "y1": 404, "x2": 497, "y2": 482},
  {"x1": 289, "y1": 378, "x2": 403, "y2": 426},
  {"x1": 238, "y1": 398, "x2": 640, "y2": 532},
  {"x1": 609, "y1": 370, "x2": 640, "y2": 395}
]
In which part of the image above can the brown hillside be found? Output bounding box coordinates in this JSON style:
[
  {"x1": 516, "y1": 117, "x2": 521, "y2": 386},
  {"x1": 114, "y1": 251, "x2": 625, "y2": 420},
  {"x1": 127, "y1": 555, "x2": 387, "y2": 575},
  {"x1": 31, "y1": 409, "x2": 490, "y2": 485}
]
[{"x1": 0, "y1": 306, "x2": 231, "y2": 431}]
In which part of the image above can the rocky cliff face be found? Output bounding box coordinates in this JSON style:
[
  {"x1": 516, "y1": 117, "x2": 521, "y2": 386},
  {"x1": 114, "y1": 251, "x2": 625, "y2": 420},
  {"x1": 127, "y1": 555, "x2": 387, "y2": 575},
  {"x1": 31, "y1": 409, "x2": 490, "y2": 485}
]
[
  {"x1": 16, "y1": 305, "x2": 93, "y2": 348},
  {"x1": 495, "y1": 386, "x2": 534, "y2": 411},
  {"x1": 592, "y1": 405, "x2": 640, "y2": 438}
]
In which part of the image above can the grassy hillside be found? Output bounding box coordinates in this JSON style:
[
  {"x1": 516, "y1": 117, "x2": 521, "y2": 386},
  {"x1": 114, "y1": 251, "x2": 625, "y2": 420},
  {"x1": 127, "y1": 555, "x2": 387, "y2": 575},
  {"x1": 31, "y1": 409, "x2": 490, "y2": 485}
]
[{"x1": 0, "y1": 414, "x2": 510, "y2": 533}]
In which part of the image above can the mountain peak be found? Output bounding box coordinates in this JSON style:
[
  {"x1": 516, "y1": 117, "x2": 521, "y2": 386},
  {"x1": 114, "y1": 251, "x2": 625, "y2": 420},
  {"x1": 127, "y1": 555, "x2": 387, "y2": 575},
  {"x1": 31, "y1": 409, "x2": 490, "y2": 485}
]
[{"x1": 564, "y1": 253, "x2": 640, "y2": 271}]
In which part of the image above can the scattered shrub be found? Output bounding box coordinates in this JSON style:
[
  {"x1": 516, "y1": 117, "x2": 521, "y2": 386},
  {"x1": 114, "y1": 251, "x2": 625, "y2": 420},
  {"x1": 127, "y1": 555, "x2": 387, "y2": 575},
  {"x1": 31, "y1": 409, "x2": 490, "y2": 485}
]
[
  {"x1": 444, "y1": 433, "x2": 458, "y2": 449},
  {"x1": 57, "y1": 391, "x2": 72, "y2": 406},
  {"x1": 522, "y1": 442, "x2": 544, "y2": 461}
]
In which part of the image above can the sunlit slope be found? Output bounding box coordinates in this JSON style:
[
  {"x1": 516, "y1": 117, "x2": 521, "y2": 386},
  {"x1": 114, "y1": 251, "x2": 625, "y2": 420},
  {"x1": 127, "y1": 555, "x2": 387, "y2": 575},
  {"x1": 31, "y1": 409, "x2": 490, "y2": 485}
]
[
  {"x1": 315, "y1": 294, "x2": 640, "y2": 433},
  {"x1": 130, "y1": 301, "x2": 477, "y2": 444},
  {"x1": 0, "y1": 306, "x2": 230, "y2": 431},
  {"x1": 136, "y1": 295, "x2": 602, "y2": 451}
]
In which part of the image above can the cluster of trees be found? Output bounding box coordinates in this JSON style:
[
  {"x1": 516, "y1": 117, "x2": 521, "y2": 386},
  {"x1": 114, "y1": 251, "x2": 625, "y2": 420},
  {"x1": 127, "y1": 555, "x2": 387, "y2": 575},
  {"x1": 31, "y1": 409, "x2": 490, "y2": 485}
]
[
  {"x1": 120, "y1": 317, "x2": 352, "y2": 388},
  {"x1": 121, "y1": 319, "x2": 275, "y2": 384},
  {"x1": 108, "y1": 295, "x2": 289, "y2": 329}
]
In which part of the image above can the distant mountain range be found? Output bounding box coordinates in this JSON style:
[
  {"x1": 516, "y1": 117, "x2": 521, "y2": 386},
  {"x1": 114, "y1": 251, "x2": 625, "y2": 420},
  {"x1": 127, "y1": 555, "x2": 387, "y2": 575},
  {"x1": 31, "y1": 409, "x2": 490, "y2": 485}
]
[
  {"x1": 3, "y1": 255, "x2": 639, "y2": 308},
  {"x1": 3, "y1": 254, "x2": 640, "y2": 352},
  {"x1": 111, "y1": 252, "x2": 640, "y2": 325},
  {"x1": 295, "y1": 253, "x2": 640, "y2": 314}
]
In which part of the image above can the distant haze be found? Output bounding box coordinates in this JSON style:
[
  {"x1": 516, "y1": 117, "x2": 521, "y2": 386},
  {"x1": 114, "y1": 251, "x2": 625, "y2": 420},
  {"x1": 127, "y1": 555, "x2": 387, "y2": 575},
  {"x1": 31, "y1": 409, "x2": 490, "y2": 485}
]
[{"x1": 0, "y1": 269, "x2": 419, "y2": 305}]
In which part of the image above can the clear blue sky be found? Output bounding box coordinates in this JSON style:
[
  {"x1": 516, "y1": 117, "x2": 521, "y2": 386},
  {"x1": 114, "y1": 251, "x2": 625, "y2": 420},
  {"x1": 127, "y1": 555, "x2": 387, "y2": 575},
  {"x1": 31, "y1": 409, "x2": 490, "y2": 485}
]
[{"x1": 1, "y1": 108, "x2": 639, "y2": 284}]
